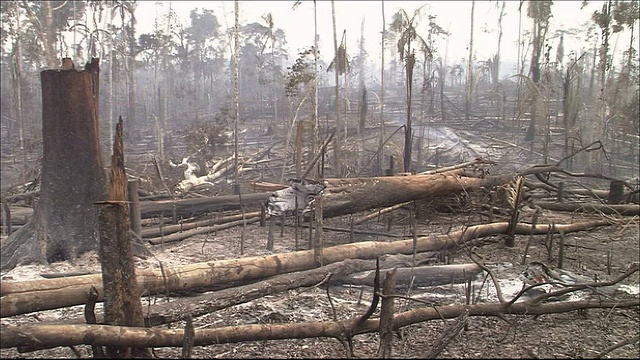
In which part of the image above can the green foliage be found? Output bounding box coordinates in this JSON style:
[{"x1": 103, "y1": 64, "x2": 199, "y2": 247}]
[{"x1": 285, "y1": 47, "x2": 316, "y2": 98}]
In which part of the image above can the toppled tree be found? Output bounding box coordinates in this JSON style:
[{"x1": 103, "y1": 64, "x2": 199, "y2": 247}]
[{"x1": 0, "y1": 58, "x2": 106, "y2": 271}]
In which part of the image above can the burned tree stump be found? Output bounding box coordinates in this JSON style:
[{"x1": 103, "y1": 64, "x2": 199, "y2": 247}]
[{"x1": 0, "y1": 58, "x2": 106, "y2": 271}]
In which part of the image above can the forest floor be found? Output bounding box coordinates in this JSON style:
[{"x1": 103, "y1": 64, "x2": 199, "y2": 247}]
[
  {"x1": 1, "y1": 115, "x2": 639, "y2": 358},
  {"x1": 1, "y1": 198, "x2": 638, "y2": 359}
]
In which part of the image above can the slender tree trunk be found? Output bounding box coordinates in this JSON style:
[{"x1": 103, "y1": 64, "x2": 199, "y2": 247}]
[
  {"x1": 126, "y1": 4, "x2": 137, "y2": 138},
  {"x1": 233, "y1": 0, "x2": 240, "y2": 192},
  {"x1": 331, "y1": 0, "x2": 342, "y2": 177},
  {"x1": 378, "y1": 0, "x2": 386, "y2": 176},
  {"x1": 312, "y1": 0, "x2": 319, "y2": 178},
  {"x1": 465, "y1": 0, "x2": 475, "y2": 123},
  {"x1": 98, "y1": 117, "x2": 149, "y2": 358},
  {"x1": 107, "y1": 5, "x2": 114, "y2": 155},
  {"x1": 12, "y1": 1, "x2": 26, "y2": 182},
  {"x1": 403, "y1": 52, "x2": 414, "y2": 173},
  {"x1": 43, "y1": 1, "x2": 57, "y2": 69}
]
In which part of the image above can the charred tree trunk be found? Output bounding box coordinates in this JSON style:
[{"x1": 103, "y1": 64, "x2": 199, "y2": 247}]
[
  {"x1": 0, "y1": 58, "x2": 106, "y2": 271},
  {"x1": 321, "y1": 171, "x2": 512, "y2": 218},
  {"x1": 97, "y1": 117, "x2": 148, "y2": 358},
  {"x1": 0, "y1": 220, "x2": 610, "y2": 318}
]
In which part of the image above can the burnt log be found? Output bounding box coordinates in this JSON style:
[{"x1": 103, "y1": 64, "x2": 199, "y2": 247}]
[{"x1": 0, "y1": 220, "x2": 611, "y2": 317}]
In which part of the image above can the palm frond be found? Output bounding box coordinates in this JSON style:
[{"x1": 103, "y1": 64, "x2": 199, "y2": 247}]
[{"x1": 506, "y1": 175, "x2": 524, "y2": 209}]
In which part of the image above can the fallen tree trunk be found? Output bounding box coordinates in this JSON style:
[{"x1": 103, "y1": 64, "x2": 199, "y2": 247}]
[
  {"x1": 253, "y1": 170, "x2": 511, "y2": 220},
  {"x1": 139, "y1": 193, "x2": 272, "y2": 219},
  {"x1": 0, "y1": 220, "x2": 611, "y2": 317},
  {"x1": 532, "y1": 201, "x2": 639, "y2": 216},
  {"x1": 141, "y1": 211, "x2": 261, "y2": 238},
  {"x1": 147, "y1": 217, "x2": 262, "y2": 245},
  {"x1": 34, "y1": 253, "x2": 439, "y2": 327},
  {"x1": 321, "y1": 171, "x2": 512, "y2": 218},
  {"x1": 333, "y1": 263, "x2": 482, "y2": 288},
  {"x1": 2, "y1": 299, "x2": 637, "y2": 351}
]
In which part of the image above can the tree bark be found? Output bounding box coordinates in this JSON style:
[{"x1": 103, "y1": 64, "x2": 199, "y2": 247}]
[
  {"x1": 141, "y1": 211, "x2": 261, "y2": 238},
  {"x1": 97, "y1": 117, "x2": 148, "y2": 358},
  {"x1": 29, "y1": 254, "x2": 438, "y2": 327},
  {"x1": 321, "y1": 171, "x2": 512, "y2": 218},
  {"x1": 0, "y1": 220, "x2": 610, "y2": 317},
  {"x1": 0, "y1": 59, "x2": 106, "y2": 271},
  {"x1": 146, "y1": 217, "x2": 261, "y2": 245},
  {"x1": 2, "y1": 299, "x2": 636, "y2": 351}
]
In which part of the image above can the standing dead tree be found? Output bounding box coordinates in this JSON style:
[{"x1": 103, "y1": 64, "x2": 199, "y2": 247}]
[{"x1": 96, "y1": 117, "x2": 149, "y2": 358}]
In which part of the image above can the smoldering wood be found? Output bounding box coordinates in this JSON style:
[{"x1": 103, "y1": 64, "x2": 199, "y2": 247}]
[
  {"x1": 3, "y1": 299, "x2": 637, "y2": 351},
  {"x1": 0, "y1": 220, "x2": 611, "y2": 317}
]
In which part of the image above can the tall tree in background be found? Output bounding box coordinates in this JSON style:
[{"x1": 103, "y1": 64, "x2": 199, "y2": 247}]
[
  {"x1": 259, "y1": 13, "x2": 285, "y2": 135},
  {"x1": 330, "y1": 0, "x2": 343, "y2": 177},
  {"x1": 587, "y1": 0, "x2": 640, "y2": 172},
  {"x1": 390, "y1": 5, "x2": 427, "y2": 172},
  {"x1": 524, "y1": 0, "x2": 552, "y2": 142},
  {"x1": 291, "y1": 0, "x2": 320, "y2": 177},
  {"x1": 114, "y1": 0, "x2": 138, "y2": 139},
  {"x1": 7, "y1": 1, "x2": 26, "y2": 179},
  {"x1": 465, "y1": 0, "x2": 475, "y2": 123},
  {"x1": 233, "y1": 0, "x2": 240, "y2": 194},
  {"x1": 610, "y1": 0, "x2": 639, "y2": 145},
  {"x1": 312, "y1": 0, "x2": 319, "y2": 172},
  {"x1": 378, "y1": 0, "x2": 386, "y2": 175}
]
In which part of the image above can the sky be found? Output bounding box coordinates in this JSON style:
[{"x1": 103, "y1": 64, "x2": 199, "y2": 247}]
[{"x1": 135, "y1": 1, "x2": 637, "y2": 76}]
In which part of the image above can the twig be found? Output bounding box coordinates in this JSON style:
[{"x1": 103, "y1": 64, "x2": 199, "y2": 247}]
[
  {"x1": 424, "y1": 309, "x2": 469, "y2": 359},
  {"x1": 594, "y1": 335, "x2": 639, "y2": 359}
]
